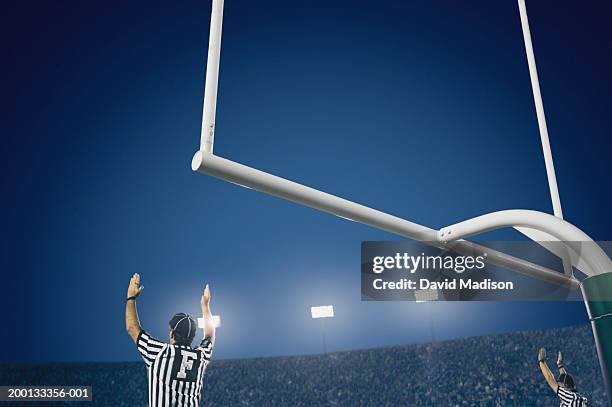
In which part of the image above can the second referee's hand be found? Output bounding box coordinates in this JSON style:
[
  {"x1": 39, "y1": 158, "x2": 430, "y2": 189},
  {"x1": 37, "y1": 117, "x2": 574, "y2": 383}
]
[
  {"x1": 538, "y1": 348, "x2": 546, "y2": 363},
  {"x1": 557, "y1": 351, "x2": 563, "y2": 368}
]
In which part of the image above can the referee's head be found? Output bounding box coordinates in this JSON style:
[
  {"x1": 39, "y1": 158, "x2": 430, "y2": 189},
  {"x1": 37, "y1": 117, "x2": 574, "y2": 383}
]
[
  {"x1": 557, "y1": 372, "x2": 576, "y2": 391},
  {"x1": 169, "y1": 313, "x2": 197, "y2": 346}
]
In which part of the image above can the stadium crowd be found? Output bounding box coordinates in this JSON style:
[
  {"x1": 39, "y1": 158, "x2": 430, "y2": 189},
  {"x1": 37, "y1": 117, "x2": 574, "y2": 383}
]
[{"x1": 1, "y1": 324, "x2": 606, "y2": 406}]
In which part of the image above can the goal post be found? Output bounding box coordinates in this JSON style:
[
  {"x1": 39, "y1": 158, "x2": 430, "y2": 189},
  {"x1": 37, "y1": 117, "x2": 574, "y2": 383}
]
[{"x1": 191, "y1": 0, "x2": 612, "y2": 403}]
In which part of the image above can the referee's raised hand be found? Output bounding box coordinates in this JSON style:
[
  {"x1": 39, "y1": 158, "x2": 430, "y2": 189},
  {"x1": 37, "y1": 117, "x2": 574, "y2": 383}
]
[
  {"x1": 201, "y1": 284, "x2": 211, "y2": 308},
  {"x1": 538, "y1": 347, "x2": 547, "y2": 363},
  {"x1": 127, "y1": 273, "x2": 145, "y2": 300}
]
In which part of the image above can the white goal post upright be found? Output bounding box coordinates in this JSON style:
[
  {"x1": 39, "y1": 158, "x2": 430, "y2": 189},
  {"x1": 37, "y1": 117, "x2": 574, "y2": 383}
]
[
  {"x1": 517, "y1": 0, "x2": 575, "y2": 277},
  {"x1": 518, "y1": 0, "x2": 562, "y2": 219},
  {"x1": 200, "y1": 0, "x2": 224, "y2": 154},
  {"x1": 191, "y1": 1, "x2": 612, "y2": 403}
]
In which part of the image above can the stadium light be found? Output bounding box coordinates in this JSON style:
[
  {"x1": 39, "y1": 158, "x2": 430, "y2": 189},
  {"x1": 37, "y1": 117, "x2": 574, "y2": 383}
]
[
  {"x1": 311, "y1": 305, "x2": 334, "y2": 319},
  {"x1": 191, "y1": 0, "x2": 612, "y2": 401},
  {"x1": 198, "y1": 315, "x2": 221, "y2": 329},
  {"x1": 311, "y1": 305, "x2": 334, "y2": 354},
  {"x1": 414, "y1": 289, "x2": 439, "y2": 343},
  {"x1": 414, "y1": 289, "x2": 439, "y2": 303}
]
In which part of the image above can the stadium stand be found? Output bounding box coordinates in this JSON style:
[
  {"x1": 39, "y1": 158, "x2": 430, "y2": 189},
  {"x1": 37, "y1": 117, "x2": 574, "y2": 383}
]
[{"x1": 0, "y1": 324, "x2": 606, "y2": 406}]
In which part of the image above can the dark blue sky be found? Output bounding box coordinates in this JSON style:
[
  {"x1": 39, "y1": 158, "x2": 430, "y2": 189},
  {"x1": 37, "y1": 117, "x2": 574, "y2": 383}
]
[{"x1": 2, "y1": 0, "x2": 611, "y2": 362}]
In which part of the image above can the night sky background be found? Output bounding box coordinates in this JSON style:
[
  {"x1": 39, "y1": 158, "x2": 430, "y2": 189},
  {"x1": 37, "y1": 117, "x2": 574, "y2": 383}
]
[{"x1": 2, "y1": 0, "x2": 611, "y2": 362}]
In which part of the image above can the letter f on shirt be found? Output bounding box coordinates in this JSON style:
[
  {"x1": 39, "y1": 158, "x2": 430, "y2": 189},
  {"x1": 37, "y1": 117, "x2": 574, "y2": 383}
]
[{"x1": 177, "y1": 350, "x2": 198, "y2": 379}]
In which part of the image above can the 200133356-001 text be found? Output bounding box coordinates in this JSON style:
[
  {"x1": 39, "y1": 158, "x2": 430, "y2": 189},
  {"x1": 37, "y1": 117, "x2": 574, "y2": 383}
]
[{"x1": 0, "y1": 386, "x2": 92, "y2": 401}]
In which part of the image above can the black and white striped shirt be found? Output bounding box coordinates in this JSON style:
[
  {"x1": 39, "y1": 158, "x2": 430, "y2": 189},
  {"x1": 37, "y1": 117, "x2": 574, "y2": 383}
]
[
  {"x1": 558, "y1": 386, "x2": 588, "y2": 407},
  {"x1": 137, "y1": 330, "x2": 213, "y2": 407}
]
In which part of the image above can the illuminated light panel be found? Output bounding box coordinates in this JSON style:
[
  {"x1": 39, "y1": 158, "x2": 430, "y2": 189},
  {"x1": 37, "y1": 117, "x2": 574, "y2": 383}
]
[
  {"x1": 311, "y1": 305, "x2": 334, "y2": 319},
  {"x1": 415, "y1": 289, "x2": 439, "y2": 303},
  {"x1": 198, "y1": 315, "x2": 221, "y2": 329}
]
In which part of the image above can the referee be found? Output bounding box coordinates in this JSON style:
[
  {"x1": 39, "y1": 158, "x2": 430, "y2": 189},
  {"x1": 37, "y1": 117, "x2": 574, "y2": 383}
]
[
  {"x1": 125, "y1": 273, "x2": 216, "y2": 407},
  {"x1": 538, "y1": 348, "x2": 588, "y2": 406}
]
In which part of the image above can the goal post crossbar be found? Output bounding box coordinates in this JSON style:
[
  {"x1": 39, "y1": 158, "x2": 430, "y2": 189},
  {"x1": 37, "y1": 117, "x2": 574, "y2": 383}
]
[{"x1": 191, "y1": 151, "x2": 581, "y2": 289}]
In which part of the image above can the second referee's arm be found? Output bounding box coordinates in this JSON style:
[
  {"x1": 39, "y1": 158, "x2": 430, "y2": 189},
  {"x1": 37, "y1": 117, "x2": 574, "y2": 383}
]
[
  {"x1": 557, "y1": 351, "x2": 567, "y2": 375},
  {"x1": 538, "y1": 347, "x2": 559, "y2": 393},
  {"x1": 125, "y1": 273, "x2": 145, "y2": 344},
  {"x1": 200, "y1": 284, "x2": 216, "y2": 345}
]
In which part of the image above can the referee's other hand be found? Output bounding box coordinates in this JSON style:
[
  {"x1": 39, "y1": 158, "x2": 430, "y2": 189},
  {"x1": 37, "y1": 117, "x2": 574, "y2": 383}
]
[{"x1": 128, "y1": 273, "x2": 145, "y2": 299}]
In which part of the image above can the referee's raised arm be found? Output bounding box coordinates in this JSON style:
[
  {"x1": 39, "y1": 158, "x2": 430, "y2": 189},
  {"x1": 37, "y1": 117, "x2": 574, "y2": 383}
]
[
  {"x1": 200, "y1": 284, "x2": 216, "y2": 346},
  {"x1": 538, "y1": 348, "x2": 559, "y2": 393},
  {"x1": 125, "y1": 273, "x2": 145, "y2": 344}
]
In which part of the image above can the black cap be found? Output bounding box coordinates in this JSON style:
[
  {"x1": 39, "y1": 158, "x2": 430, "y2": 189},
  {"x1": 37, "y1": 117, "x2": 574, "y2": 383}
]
[
  {"x1": 557, "y1": 373, "x2": 576, "y2": 391},
  {"x1": 169, "y1": 313, "x2": 196, "y2": 344}
]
